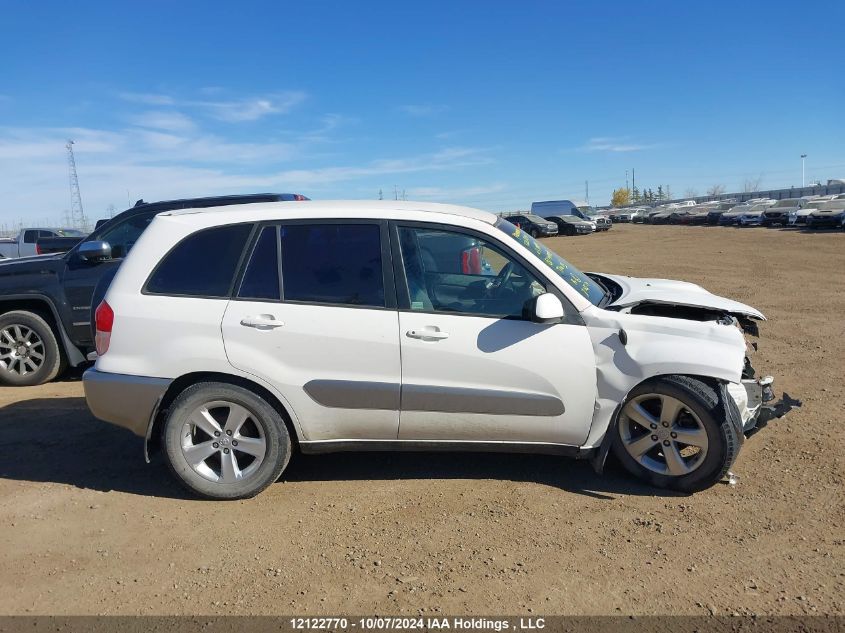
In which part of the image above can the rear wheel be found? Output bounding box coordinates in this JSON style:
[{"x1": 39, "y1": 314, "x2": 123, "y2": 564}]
[
  {"x1": 162, "y1": 382, "x2": 291, "y2": 499},
  {"x1": 0, "y1": 310, "x2": 64, "y2": 386},
  {"x1": 612, "y1": 375, "x2": 740, "y2": 492}
]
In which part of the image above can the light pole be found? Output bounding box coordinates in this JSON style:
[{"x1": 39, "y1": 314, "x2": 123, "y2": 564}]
[{"x1": 801, "y1": 154, "x2": 807, "y2": 187}]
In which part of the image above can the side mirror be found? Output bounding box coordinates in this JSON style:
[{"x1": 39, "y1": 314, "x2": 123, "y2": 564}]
[
  {"x1": 525, "y1": 293, "x2": 564, "y2": 323},
  {"x1": 78, "y1": 240, "x2": 112, "y2": 262}
]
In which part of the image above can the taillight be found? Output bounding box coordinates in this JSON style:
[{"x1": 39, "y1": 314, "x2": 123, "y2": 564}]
[
  {"x1": 460, "y1": 247, "x2": 482, "y2": 275},
  {"x1": 94, "y1": 300, "x2": 114, "y2": 356}
]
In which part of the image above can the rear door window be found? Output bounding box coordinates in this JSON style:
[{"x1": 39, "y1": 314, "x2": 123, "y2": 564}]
[
  {"x1": 146, "y1": 224, "x2": 253, "y2": 297},
  {"x1": 280, "y1": 224, "x2": 385, "y2": 307}
]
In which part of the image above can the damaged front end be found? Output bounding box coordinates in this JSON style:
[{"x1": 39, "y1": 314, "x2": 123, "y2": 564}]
[
  {"x1": 727, "y1": 373, "x2": 802, "y2": 438},
  {"x1": 612, "y1": 291, "x2": 802, "y2": 438},
  {"x1": 725, "y1": 314, "x2": 801, "y2": 438}
]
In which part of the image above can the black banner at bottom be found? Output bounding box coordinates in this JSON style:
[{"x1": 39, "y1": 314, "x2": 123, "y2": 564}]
[{"x1": 0, "y1": 616, "x2": 840, "y2": 633}]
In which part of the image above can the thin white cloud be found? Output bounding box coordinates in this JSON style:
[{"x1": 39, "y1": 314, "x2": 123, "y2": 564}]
[
  {"x1": 580, "y1": 136, "x2": 660, "y2": 152},
  {"x1": 399, "y1": 104, "x2": 449, "y2": 117},
  {"x1": 118, "y1": 91, "x2": 307, "y2": 122},
  {"x1": 407, "y1": 183, "x2": 507, "y2": 199},
  {"x1": 129, "y1": 110, "x2": 197, "y2": 133},
  {"x1": 118, "y1": 92, "x2": 175, "y2": 106},
  {"x1": 201, "y1": 93, "x2": 306, "y2": 122},
  {"x1": 269, "y1": 146, "x2": 494, "y2": 186},
  {"x1": 0, "y1": 122, "x2": 496, "y2": 222}
]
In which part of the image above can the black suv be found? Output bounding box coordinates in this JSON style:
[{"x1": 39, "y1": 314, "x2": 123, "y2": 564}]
[
  {"x1": 0, "y1": 193, "x2": 308, "y2": 386},
  {"x1": 504, "y1": 214, "x2": 559, "y2": 238}
]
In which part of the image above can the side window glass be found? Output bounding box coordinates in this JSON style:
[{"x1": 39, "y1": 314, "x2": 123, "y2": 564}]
[
  {"x1": 23, "y1": 230, "x2": 37, "y2": 243},
  {"x1": 280, "y1": 224, "x2": 384, "y2": 307},
  {"x1": 398, "y1": 227, "x2": 545, "y2": 318},
  {"x1": 98, "y1": 212, "x2": 157, "y2": 259},
  {"x1": 146, "y1": 224, "x2": 253, "y2": 297},
  {"x1": 238, "y1": 226, "x2": 281, "y2": 301}
]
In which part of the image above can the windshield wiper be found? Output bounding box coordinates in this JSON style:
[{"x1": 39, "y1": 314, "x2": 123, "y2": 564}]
[{"x1": 587, "y1": 273, "x2": 613, "y2": 308}]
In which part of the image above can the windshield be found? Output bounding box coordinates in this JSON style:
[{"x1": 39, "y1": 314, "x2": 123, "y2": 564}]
[
  {"x1": 774, "y1": 199, "x2": 799, "y2": 207},
  {"x1": 495, "y1": 218, "x2": 606, "y2": 306},
  {"x1": 521, "y1": 213, "x2": 549, "y2": 223},
  {"x1": 576, "y1": 206, "x2": 596, "y2": 216}
]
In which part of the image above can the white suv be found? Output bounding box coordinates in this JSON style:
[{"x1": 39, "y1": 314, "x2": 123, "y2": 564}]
[{"x1": 83, "y1": 200, "x2": 797, "y2": 499}]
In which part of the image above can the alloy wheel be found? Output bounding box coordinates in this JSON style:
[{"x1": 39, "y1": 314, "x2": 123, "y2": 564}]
[
  {"x1": 180, "y1": 400, "x2": 267, "y2": 483},
  {"x1": 0, "y1": 325, "x2": 45, "y2": 376},
  {"x1": 618, "y1": 393, "x2": 709, "y2": 476}
]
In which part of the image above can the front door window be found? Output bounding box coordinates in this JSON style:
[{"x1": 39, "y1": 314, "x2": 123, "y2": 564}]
[{"x1": 397, "y1": 226, "x2": 545, "y2": 319}]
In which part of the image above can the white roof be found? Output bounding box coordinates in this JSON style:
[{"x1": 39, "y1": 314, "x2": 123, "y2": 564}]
[{"x1": 162, "y1": 199, "x2": 498, "y2": 225}]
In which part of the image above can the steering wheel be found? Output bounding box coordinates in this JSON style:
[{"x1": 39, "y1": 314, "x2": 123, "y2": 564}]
[{"x1": 485, "y1": 261, "x2": 514, "y2": 296}]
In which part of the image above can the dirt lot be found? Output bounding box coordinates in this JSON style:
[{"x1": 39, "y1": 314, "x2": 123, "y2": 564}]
[{"x1": 0, "y1": 224, "x2": 842, "y2": 616}]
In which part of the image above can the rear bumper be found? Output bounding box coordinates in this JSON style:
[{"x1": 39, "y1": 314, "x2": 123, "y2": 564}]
[
  {"x1": 807, "y1": 218, "x2": 842, "y2": 229},
  {"x1": 83, "y1": 369, "x2": 171, "y2": 437}
]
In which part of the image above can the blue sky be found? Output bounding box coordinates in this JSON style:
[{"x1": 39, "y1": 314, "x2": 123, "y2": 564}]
[{"x1": 1, "y1": 0, "x2": 843, "y2": 225}]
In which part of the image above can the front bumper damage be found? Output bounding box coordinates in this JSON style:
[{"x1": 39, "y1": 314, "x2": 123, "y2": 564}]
[
  {"x1": 726, "y1": 317, "x2": 801, "y2": 438},
  {"x1": 727, "y1": 375, "x2": 802, "y2": 439}
]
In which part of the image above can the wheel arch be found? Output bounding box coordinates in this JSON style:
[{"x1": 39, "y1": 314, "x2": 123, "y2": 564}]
[
  {"x1": 590, "y1": 372, "x2": 726, "y2": 474},
  {"x1": 0, "y1": 295, "x2": 86, "y2": 366},
  {"x1": 146, "y1": 371, "x2": 301, "y2": 460}
]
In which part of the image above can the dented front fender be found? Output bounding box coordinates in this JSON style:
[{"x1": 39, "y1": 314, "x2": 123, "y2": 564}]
[{"x1": 581, "y1": 308, "x2": 746, "y2": 448}]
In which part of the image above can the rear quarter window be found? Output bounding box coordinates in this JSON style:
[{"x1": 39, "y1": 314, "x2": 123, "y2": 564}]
[{"x1": 145, "y1": 224, "x2": 253, "y2": 297}]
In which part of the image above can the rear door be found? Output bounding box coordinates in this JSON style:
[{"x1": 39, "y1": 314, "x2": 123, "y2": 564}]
[
  {"x1": 392, "y1": 222, "x2": 596, "y2": 446},
  {"x1": 221, "y1": 221, "x2": 402, "y2": 442}
]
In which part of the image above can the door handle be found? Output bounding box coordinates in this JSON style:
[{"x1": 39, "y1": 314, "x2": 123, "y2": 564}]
[
  {"x1": 240, "y1": 315, "x2": 284, "y2": 329},
  {"x1": 406, "y1": 328, "x2": 449, "y2": 341}
]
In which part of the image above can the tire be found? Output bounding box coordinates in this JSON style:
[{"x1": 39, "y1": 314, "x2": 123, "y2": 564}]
[
  {"x1": 529, "y1": 228, "x2": 539, "y2": 238},
  {"x1": 0, "y1": 310, "x2": 64, "y2": 386},
  {"x1": 611, "y1": 375, "x2": 740, "y2": 493},
  {"x1": 162, "y1": 382, "x2": 292, "y2": 499}
]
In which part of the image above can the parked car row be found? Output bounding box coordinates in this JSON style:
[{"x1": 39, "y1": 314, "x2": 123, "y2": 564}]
[
  {"x1": 605, "y1": 194, "x2": 845, "y2": 230},
  {"x1": 501, "y1": 200, "x2": 614, "y2": 236}
]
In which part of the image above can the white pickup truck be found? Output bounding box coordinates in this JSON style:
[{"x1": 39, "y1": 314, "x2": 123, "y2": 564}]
[{"x1": 0, "y1": 228, "x2": 86, "y2": 259}]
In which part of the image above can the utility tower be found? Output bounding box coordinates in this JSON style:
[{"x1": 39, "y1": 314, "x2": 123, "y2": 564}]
[{"x1": 65, "y1": 140, "x2": 88, "y2": 231}]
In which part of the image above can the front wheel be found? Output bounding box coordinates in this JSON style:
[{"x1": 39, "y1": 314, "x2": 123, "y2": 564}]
[
  {"x1": 162, "y1": 382, "x2": 291, "y2": 499},
  {"x1": 612, "y1": 375, "x2": 740, "y2": 492},
  {"x1": 0, "y1": 310, "x2": 64, "y2": 386}
]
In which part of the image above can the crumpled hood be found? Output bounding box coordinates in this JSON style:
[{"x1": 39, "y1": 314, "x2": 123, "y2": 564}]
[{"x1": 597, "y1": 273, "x2": 765, "y2": 320}]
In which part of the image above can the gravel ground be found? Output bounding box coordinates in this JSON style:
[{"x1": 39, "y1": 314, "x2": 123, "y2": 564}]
[{"x1": 0, "y1": 223, "x2": 842, "y2": 616}]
